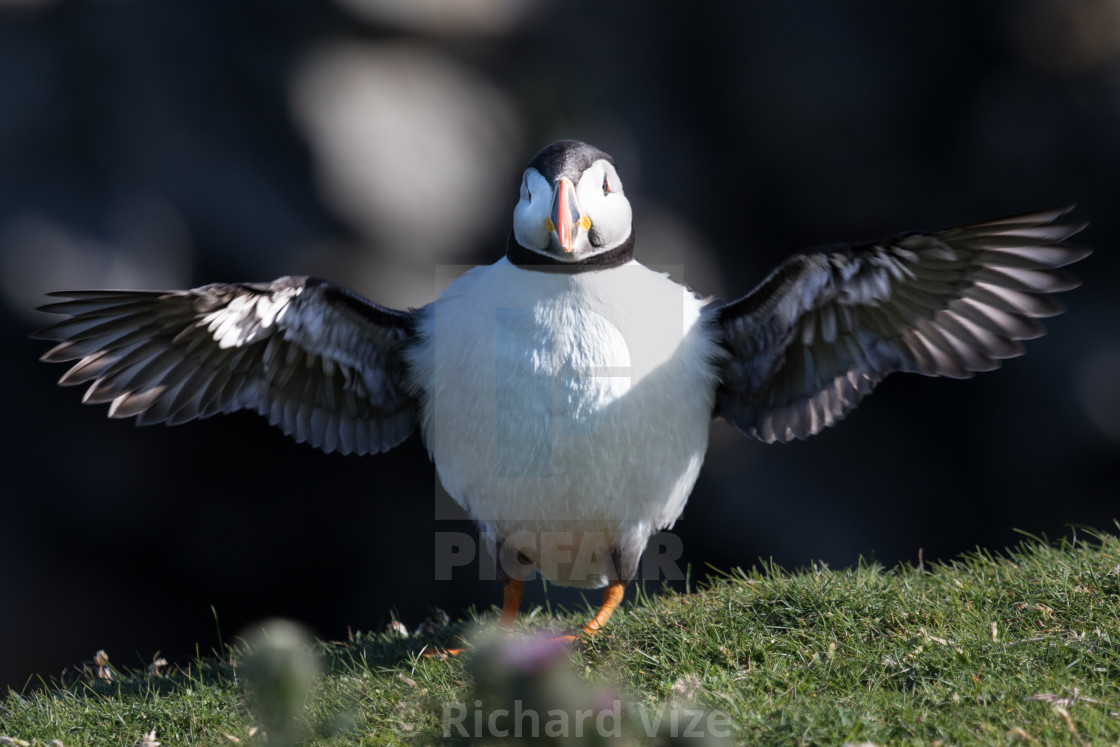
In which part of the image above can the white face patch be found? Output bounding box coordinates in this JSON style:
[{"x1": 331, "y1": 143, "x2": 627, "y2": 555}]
[
  {"x1": 512, "y1": 168, "x2": 553, "y2": 250},
  {"x1": 574, "y1": 159, "x2": 632, "y2": 255}
]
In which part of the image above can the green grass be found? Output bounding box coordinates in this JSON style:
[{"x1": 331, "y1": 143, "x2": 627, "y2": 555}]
[{"x1": 3, "y1": 530, "x2": 1119, "y2": 746}]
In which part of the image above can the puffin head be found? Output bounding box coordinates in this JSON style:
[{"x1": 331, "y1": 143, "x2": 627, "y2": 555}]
[{"x1": 511, "y1": 140, "x2": 634, "y2": 264}]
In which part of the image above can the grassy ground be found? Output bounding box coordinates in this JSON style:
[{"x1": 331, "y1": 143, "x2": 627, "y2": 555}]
[{"x1": 2, "y1": 530, "x2": 1118, "y2": 746}]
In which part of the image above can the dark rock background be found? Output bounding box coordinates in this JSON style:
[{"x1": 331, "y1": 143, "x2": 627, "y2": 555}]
[{"x1": 2, "y1": 0, "x2": 1118, "y2": 690}]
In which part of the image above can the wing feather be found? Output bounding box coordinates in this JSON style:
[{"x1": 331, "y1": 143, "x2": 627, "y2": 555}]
[
  {"x1": 714, "y1": 206, "x2": 1089, "y2": 443},
  {"x1": 36, "y1": 276, "x2": 418, "y2": 455}
]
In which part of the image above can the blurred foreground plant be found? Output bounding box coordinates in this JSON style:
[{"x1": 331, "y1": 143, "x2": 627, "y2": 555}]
[
  {"x1": 442, "y1": 632, "x2": 733, "y2": 746},
  {"x1": 239, "y1": 620, "x2": 322, "y2": 746}
]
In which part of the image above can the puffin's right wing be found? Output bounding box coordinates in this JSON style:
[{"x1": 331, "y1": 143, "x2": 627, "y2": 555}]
[
  {"x1": 713, "y1": 206, "x2": 1089, "y2": 444},
  {"x1": 36, "y1": 276, "x2": 418, "y2": 456}
]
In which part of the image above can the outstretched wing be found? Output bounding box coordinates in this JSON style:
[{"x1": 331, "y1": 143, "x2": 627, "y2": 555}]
[
  {"x1": 36, "y1": 276, "x2": 418, "y2": 456},
  {"x1": 714, "y1": 206, "x2": 1090, "y2": 444}
]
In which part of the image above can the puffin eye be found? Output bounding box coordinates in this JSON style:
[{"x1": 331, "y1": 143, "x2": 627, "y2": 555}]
[{"x1": 602, "y1": 173, "x2": 610, "y2": 195}]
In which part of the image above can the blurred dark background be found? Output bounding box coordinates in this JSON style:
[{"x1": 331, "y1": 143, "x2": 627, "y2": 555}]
[{"x1": 2, "y1": 0, "x2": 1118, "y2": 691}]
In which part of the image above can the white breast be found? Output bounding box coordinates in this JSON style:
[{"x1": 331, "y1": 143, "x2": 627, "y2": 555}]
[{"x1": 406, "y1": 258, "x2": 723, "y2": 587}]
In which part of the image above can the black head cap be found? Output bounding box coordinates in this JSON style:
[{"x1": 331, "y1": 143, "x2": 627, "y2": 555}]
[{"x1": 527, "y1": 140, "x2": 615, "y2": 183}]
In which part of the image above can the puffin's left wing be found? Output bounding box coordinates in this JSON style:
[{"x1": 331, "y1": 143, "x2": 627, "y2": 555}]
[
  {"x1": 36, "y1": 276, "x2": 418, "y2": 455},
  {"x1": 713, "y1": 206, "x2": 1089, "y2": 443}
]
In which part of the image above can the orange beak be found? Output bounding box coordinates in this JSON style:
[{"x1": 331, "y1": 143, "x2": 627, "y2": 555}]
[{"x1": 550, "y1": 177, "x2": 581, "y2": 253}]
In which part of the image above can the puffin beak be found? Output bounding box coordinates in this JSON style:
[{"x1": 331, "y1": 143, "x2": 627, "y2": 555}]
[{"x1": 550, "y1": 177, "x2": 582, "y2": 253}]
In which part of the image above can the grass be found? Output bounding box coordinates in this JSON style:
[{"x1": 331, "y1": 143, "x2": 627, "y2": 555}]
[{"x1": 2, "y1": 529, "x2": 1119, "y2": 746}]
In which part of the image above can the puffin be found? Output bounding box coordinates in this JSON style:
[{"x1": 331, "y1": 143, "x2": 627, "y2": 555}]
[{"x1": 36, "y1": 140, "x2": 1089, "y2": 641}]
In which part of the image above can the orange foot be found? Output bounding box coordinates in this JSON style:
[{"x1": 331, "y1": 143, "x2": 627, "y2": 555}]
[
  {"x1": 420, "y1": 579, "x2": 627, "y2": 657},
  {"x1": 420, "y1": 578, "x2": 524, "y2": 658},
  {"x1": 551, "y1": 581, "x2": 627, "y2": 644}
]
